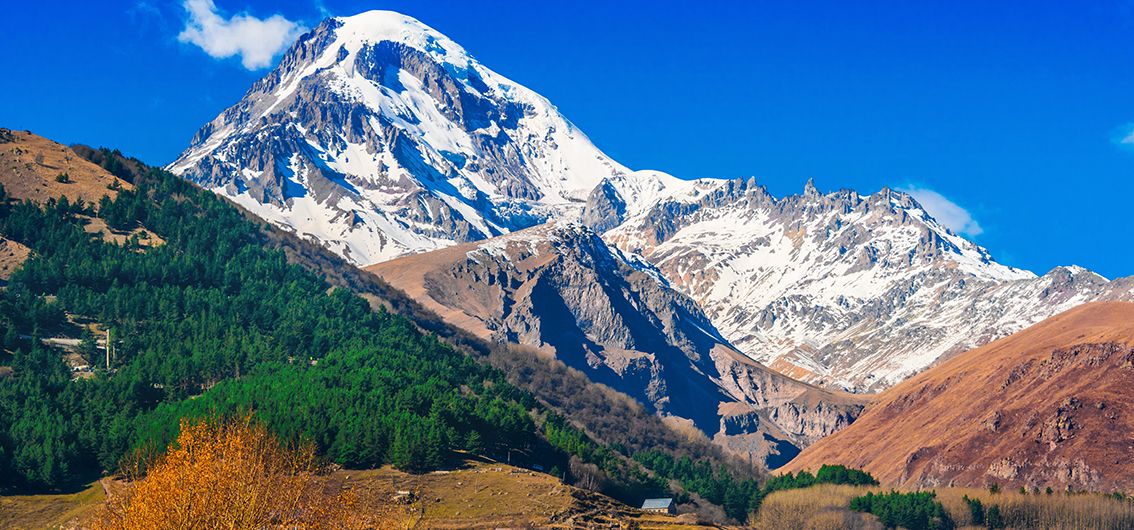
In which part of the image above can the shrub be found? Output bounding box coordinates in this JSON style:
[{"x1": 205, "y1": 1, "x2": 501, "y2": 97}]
[
  {"x1": 90, "y1": 415, "x2": 377, "y2": 530},
  {"x1": 936, "y1": 488, "x2": 1134, "y2": 530}
]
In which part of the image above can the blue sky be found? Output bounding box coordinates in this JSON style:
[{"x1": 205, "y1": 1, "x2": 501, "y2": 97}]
[{"x1": 2, "y1": 1, "x2": 1132, "y2": 278}]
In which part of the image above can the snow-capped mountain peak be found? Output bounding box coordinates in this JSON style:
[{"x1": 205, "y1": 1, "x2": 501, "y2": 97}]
[
  {"x1": 169, "y1": 11, "x2": 687, "y2": 265},
  {"x1": 171, "y1": 9, "x2": 1132, "y2": 394}
]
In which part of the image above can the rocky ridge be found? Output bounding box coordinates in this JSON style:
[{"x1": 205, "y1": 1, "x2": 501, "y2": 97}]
[
  {"x1": 598, "y1": 177, "x2": 1134, "y2": 390},
  {"x1": 367, "y1": 223, "x2": 866, "y2": 466}
]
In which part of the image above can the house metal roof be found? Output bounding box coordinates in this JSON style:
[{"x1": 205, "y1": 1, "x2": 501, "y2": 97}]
[{"x1": 641, "y1": 498, "x2": 673, "y2": 510}]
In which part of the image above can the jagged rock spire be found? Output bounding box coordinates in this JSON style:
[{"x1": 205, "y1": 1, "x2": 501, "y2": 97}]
[{"x1": 803, "y1": 177, "x2": 821, "y2": 198}]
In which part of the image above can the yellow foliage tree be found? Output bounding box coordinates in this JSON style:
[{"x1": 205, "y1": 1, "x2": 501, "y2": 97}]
[{"x1": 90, "y1": 415, "x2": 389, "y2": 530}]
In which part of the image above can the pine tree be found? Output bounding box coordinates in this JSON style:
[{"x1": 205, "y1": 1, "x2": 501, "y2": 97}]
[
  {"x1": 964, "y1": 495, "x2": 984, "y2": 525},
  {"x1": 2, "y1": 324, "x2": 18, "y2": 351},
  {"x1": 465, "y1": 430, "x2": 484, "y2": 454},
  {"x1": 425, "y1": 421, "x2": 446, "y2": 469},
  {"x1": 388, "y1": 429, "x2": 412, "y2": 472},
  {"x1": 78, "y1": 327, "x2": 98, "y2": 359},
  {"x1": 986, "y1": 505, "x2": 1005, "y2": 529}
]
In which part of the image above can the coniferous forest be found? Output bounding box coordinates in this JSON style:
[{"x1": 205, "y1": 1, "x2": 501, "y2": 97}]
[{"x1": 0, "y1": 157, "x2": 539, "y2": 489}]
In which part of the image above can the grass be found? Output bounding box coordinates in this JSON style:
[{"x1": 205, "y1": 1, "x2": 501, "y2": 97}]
[
  {"x1": 329, "y1": 456, "x2": 723, "y2": 529},
  {"x1": 79, "y1": 216, "x2": 164, "y2": 249},
  {"x1": 0, "y1": 480, "x2": 106, "y2": 530},
  {"x1": 47, "y1": 456, "x2": 1132, "y2": 530},
  {"x1": 936, "y1": 488, "x2": 1134, "y2": 530},
  {"x1": 752, "y1": 484, "x2": 884, "y2": 530},
  {"x1": 753, "y1": 484, "x2": 1134, "y2": 530},
  {"x1": 337, "y1": 460, "x2": 575, "y2": 529}
]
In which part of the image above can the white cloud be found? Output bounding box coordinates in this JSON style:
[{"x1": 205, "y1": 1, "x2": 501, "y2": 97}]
[
  {"x1": 1119, "y1": 126, "x2": 1134, "y2": 146},
  {"x1": 898, "y1": 186, "x2": 984, "y2": 237},
  {"x1": 178, "y1": 0, "x2": 305, "y2": 70}
]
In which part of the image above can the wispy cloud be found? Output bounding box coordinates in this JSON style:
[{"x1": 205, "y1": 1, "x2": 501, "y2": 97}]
[
  {"x1": 178, "y1": 0, "x2": 305, "y2": 70},
  {"x1": 898, "y1": 185, "x2": 984, "y2": 237},
  {"x1": 1117, "y1": 124, "x2": 1134, "y2": 147}
]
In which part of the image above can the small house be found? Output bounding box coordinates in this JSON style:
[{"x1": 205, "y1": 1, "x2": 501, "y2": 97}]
[{"x1": 640, "y1": 498, "x2": 674, "y2": 515}]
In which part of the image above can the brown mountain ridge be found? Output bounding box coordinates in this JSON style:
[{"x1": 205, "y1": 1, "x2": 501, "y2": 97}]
[{"x1": 782, "y1": 301, "x2": 1134, "y2": 492}]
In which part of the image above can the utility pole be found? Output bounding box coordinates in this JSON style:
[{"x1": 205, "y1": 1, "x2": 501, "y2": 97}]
[{"x1": 105, "y1": 329, "x2": 111, "y2": 370}]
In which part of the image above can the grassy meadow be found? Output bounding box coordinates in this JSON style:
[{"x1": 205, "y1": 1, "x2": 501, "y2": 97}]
[{"x1": 753, "y1": 483, "x2": 1134, "y2": 530}]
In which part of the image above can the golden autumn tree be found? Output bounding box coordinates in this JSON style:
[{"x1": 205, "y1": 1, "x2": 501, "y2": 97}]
[{"x1": 90, "y1": 414, "x2": 398, "y2": 530}]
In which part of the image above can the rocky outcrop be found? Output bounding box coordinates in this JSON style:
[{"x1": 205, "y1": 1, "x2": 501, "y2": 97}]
[
  {"x1": 367, "y1": 223, "x2": 867, "y2": 467},
  {"x1": 581, "y1": 180, "x2": 626, "y2": 233}
]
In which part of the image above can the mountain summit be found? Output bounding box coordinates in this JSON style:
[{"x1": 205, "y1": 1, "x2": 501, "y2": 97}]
[
  {"x1": 169, "y1": 10, "x2": 693, "y2": 264},
  {"x1": 171, "y1": 10, "x2": 1133, "y2": 394}
]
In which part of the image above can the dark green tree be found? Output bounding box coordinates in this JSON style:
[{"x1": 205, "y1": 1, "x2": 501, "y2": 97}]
[
  {"x1": 986, "y1": 505, "x2": 1005, "y2": 529},
  {"x1": 465, "y1": 430, "x2": 484, "y2": 454},
  {"x1": 964, "y1": 495, "x2": 984, "y2": 525}
]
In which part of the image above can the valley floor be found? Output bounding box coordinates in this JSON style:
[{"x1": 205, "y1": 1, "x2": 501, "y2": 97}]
[
  {"x1": 14, "y1": 468, "x2": 1133, "y2": 529},
  {"x1": 0, "y1": 457, "x2": 724, "y2": 530}
]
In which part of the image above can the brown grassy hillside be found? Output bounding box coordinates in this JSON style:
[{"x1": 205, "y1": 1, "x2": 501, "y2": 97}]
[
  {"x1": 0, "y1": 131, "x2": 164, "y2": 251},
  {"x1": 0, "y1": 480, "x2": 107, "y2": 530},
  {"x1": 0, "y1": 129, "x2": 130, "y2": 204},
  {"x1": 783, "y1": 301, "x2": 1134, "y2": 492},
  {"x1": 0, "y1": 237, "x2": 31, "y2": 281}
]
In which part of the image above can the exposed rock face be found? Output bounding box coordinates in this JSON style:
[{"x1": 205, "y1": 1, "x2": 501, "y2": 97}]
[
  {"x1": 782, "y1": 302, "x2": 1134, "y2": 491},
  {"x1": 768, "y1": 397, "x2": 860, "y2": 446},
  {"x1": 580, "y1": 180, "x2": 626, "y2": 233},
  {"x1": 367, "y1": 223, "x2": 866, "y2": 467},
  {"x1": 603, "y1": 178, "x2": 1134, "y2": 391}
]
